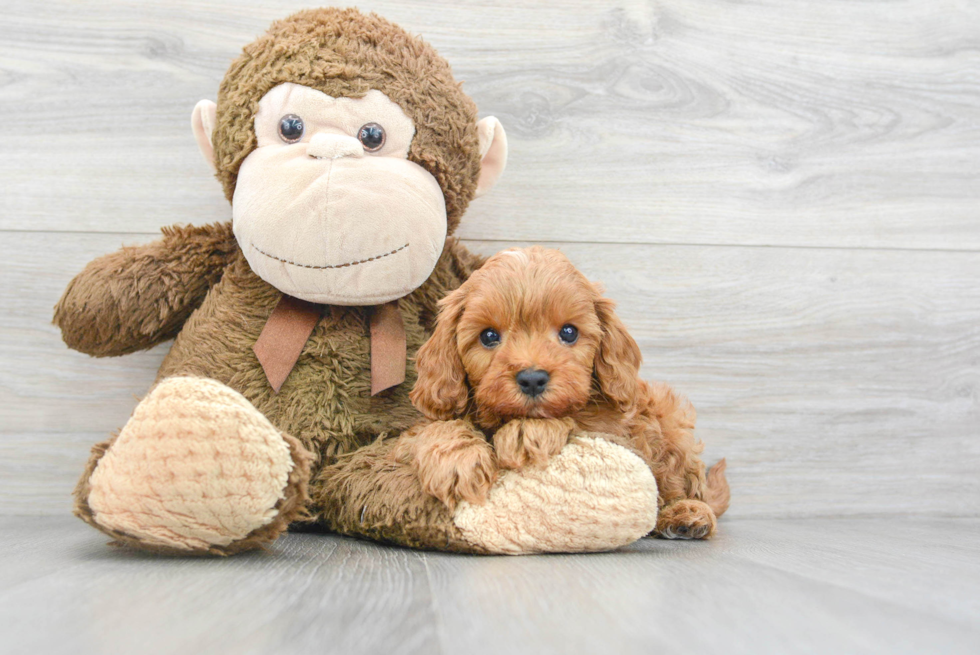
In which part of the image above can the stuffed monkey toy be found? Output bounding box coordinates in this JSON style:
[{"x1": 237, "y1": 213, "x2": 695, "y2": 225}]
[{"x1": 54, "y1": 8, "x2": 660, "y2": 555}]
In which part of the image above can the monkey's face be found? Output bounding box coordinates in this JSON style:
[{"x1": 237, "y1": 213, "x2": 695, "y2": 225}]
[
  {"x1": 231, "y1": 83, "x2": 448, "y2": 305},
  {"x1": 194, "y1": 9, "x2": 508, "y2": 303}
]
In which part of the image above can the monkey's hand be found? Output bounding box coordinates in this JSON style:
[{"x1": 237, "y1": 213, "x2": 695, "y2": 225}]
[
  {"x1": 393, "y1": 420, "x2": 498, "y2": 511},
  {"x1": 493, "y1": 417, "x2": 576, "y2": 470},
  {"x1": 53, "y1": 222, "x2": 238, "y2": 357}
]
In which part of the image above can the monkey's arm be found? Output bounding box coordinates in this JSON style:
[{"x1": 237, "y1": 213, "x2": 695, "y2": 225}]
[{"x1": 53, "y1": 222, "x2": 239, "y2": 357}]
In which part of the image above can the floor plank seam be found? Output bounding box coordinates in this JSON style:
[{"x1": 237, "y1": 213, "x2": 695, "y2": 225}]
[
  {"x1": 724, "y1": 549, "x2": 980, "y2": 633},
  {"x1": 4, "y1": 227, "x2": 980, "y2": 255}
]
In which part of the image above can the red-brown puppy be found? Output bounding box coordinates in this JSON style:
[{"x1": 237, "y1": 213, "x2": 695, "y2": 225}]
[{"x1": 403, "y1": 246, "x2": 730, "y2": 539}]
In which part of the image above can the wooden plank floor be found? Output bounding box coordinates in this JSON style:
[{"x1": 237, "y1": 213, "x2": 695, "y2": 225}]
[{"x1": 1, "y1": 516, "x2": 977, "y2": 655}]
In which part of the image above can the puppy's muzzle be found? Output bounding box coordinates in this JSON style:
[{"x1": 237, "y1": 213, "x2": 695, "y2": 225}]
[{"x1": 516, "y1": 368, "x2": 549, "y2": 398}]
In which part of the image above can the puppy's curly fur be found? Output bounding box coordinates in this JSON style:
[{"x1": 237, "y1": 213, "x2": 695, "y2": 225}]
[{"x1": 408, "y1": 247, "x2": 730, "y2": 538}]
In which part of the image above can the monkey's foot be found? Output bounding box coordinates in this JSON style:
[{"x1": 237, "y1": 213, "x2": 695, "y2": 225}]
[
  {"x1": 453, "y1": 435, "x2": 659, "y2": 554},
  {"x1": 75, "y1": 376, "x2": 311, "y2": 555}
]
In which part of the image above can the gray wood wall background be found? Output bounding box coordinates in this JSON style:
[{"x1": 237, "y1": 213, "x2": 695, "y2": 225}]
[{"x1": 1, "y1": 0, "x2": 977, "y2": 520}]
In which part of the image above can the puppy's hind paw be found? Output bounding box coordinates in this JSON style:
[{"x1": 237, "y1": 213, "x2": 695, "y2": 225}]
[{"x1": 654, "y1": 499, "x2": 717, "y2": 540}]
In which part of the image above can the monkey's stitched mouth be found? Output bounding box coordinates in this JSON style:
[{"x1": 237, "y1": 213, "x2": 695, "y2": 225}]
[{"x1": 250, "y1": 242, "x2": 409, "y2": 270}]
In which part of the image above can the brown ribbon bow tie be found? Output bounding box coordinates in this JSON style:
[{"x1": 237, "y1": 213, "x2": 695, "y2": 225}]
[{"x1": 253, "y1": 295, "x2": 406, "y2": 395}]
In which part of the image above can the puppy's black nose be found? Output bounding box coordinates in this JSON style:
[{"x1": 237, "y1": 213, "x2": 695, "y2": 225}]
[{"x1": 516, "y1": 369, "x2": 549, "y2": 398}]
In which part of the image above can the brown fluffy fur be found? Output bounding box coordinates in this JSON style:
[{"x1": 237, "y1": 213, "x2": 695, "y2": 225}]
[
  {"x1": 410, "y1": 247, "x2": 731, "y2": 539},
  {"x1": 212, "y1": 8, "x2": 481, "y2": 233},
  {"x1": 392, "y1": 420, "x2": 497, "y2": 511},
  {"x1": 53, "y1": 222, "x2": 240, "y2": 357},
  {"x1": 493, "y1": 417, "x2": 576, "y2": 471},
  {"x1": 54, "y1": 8, "x2": 494, "y2": 554}
]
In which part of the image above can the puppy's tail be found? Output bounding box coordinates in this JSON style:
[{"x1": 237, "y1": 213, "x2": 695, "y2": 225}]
[{"x1": 703, "y1": 458, "x2": 730, "y2": 518}]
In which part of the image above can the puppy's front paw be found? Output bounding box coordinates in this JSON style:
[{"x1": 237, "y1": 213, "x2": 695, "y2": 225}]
[
  {"x1": 494, "y1": 417, "x2": 575, "y2": 470},
  {"x1": 411, "y1": 422, "x2": 498, "y2": 510}
]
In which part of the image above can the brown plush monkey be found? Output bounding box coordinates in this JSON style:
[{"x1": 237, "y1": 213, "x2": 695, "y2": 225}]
[{"x1": 54, "y1": 8, "x2": 661, "y2": 555}]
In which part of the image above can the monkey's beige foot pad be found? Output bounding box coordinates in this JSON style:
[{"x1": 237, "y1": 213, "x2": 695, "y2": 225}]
[
  {"x1": 453, "y1": 436, "x2": 659, "y2": 554},
  {"x1": 77, "y1": 376, "x2": 309, "y2": 555}
]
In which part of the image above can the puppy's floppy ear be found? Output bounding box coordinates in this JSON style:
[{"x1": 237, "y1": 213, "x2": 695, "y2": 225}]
[
  {"x1": 411, "y1": 287, "x2": 469, "y2": 420},
  {"x1": 593, "y1": 295, "x2": 642, "y2": 413}
]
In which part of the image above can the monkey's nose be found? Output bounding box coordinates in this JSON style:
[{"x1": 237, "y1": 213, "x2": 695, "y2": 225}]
[
  {"x1": 516, "y1": 369, "x2": 549, "y2": 398},
  {"x1": 307, "y1": 133, "x2": 364, "y2": 160}
]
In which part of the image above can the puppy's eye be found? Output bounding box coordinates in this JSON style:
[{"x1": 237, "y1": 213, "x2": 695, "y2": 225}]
[
  {"x1": 278, "y1": 114, "x2": 304, "y2": 143},
  {"x1": 479, "y1": 328, "x2": 501, "y2": 348},
  {"x1": 558, "y1": 324, "x2": 579, "y2": 344},
  {"x1": 358, "y1": 122, "x2": 386, "y2": 151}
]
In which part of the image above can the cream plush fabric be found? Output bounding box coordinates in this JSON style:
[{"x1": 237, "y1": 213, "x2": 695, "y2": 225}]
[
  {"x1": 453, "y1": 436, "x2": 659, "y2": 554},
  {"x1": 87, "y1": 377, "x2": 295, "y2": 551},
  {"x1": 232, "y1": 84, "x2": 448, "y2": 306}
]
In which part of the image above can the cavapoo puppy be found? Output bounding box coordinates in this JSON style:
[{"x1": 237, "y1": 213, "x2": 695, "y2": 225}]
[{"x1": 400, "y1": 246, "x2": 729, "y2": 539}]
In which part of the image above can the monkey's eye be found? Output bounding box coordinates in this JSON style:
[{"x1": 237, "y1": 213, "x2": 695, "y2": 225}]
[
  {"x1": 479, "y1": 328, "x2": 501, "y2": 348},
  {"x1": 558, "y1": 324, "x2": 579, "y2": 345},
  {"x1": 278, "y1": 114, "x2": 304, "y2": 143},
  {"x1": 358, "y1": 122, "x2": 386, "y2": 152}
]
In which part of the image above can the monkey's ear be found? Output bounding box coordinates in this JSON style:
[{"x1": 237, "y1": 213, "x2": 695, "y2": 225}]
[
  {"x1": 474, "y1": 117, "x2": 507, "y2": 198},
  {"x1": 191, "y1": 100, "x2": 218, "y2": 172}
]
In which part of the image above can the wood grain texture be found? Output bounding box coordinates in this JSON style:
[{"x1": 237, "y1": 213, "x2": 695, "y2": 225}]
[
  {"x1": 0, "y1": 0, "x2": 978, "y2": 249},
  {"x1": 2, "y1": 232, "x2": 977, "y2": 518},
  {"x1": 0, "y1": 517, "x2": 441, "y2": 655},
  {"x1": 0, "y1": 516, "x2": 977, "y2": 655},
  {"x1": 424, "y1": 519, "x2": 980, "y2": 655}
]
